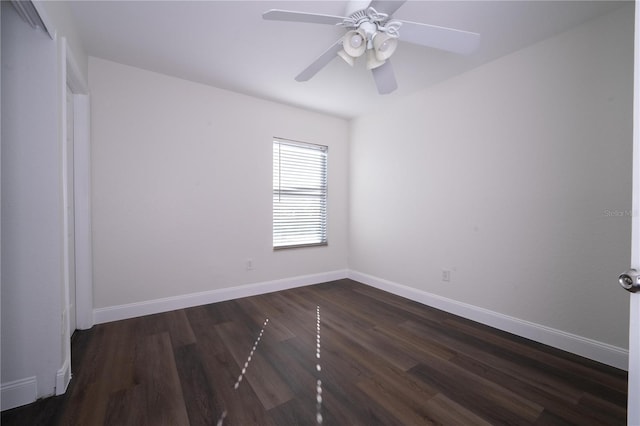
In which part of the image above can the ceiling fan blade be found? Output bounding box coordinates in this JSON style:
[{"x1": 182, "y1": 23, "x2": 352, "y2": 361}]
[
  {"x1": 371, "y1": 60, "x2": 397, "y2": 95},
  {"x1": 398, "y1": 20, "x2": 480, "y2": 55},
  {"x1": 368, "y1": 0, "x2": 407, "y2": 17},
  {"x1": 295, "y1": 39, "x2": 344, "y2": 82},
  {"x1": 263, "y1": 9, "x2": 345, "y2": 25}
]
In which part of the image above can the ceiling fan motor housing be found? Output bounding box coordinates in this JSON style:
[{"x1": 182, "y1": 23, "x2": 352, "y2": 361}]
[
  {"x1": 342, "y1": 7, "x2": 401, "y2": 49},
  {"x1": 359, "y1": 21, "x2": 378, "y2": 48}
]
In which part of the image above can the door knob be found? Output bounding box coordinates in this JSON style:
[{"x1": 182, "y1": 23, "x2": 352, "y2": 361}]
[{"x1": 619, "y1": 269, "x2": 640, "y2": 293}]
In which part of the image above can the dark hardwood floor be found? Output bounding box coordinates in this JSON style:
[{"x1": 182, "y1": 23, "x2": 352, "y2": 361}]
[{"x1": 2, "y1": 279, "x2": 627, "y2": 425}]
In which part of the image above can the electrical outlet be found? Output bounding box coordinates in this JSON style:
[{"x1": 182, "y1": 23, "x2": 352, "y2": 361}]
[
  {"x1": 441, "y1": 270, "x2": 451, "y2": 282},
  {"x1": 246, "y1": 258, "x2": 254, "y2": 271}
]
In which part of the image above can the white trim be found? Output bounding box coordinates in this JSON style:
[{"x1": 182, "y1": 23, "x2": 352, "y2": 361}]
[
  {"x1": 63, "y1": 33, "x2": 92, "y2": 331},
  {"x1": 65, "y1": 43, "x2": 88, "y2": 94},
  {"x1": 93, "y1": 270, "x2": 348, "y2": 324},
  {"x1": 30, "y1": 1, "x2": 54, "y2": 39},
  {"x1": 12, "y1": 1, "x2": 53, "y2": 38},
  {"x1": 57, "y1": 35, "x2": 72, "y2": 399},
  {"x1": 92, "y1": 268, "x2": 627, "y2": 369},
  {"x1": 1, "y1": 377, "x2": 37, "y2": 411},
  {"x1": 55, "y1": 360, "x2": 71, "y2": 396},
  {"x1": 348, "y1": 270, "x2": 629, "y2": 370},
  {"x1": 73, "y1": 94, "x2": 93, "y2": 330},
  {"x1": 627, "y1": 1, "x2": 640, "y2": 424}
]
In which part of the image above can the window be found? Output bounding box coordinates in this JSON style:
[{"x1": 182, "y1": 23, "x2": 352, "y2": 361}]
[{"x1": 273, "y1": 138, "x2": 328, "y2": 249}]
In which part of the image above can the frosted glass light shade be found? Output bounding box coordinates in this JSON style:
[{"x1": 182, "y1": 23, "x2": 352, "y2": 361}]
[
  {"x1": 338, "y1": 50, "x2": 356, "y2": 66},
  {"x1": 373, "y1": 33, "x2": 398, "y2": 61},
  {"x1": 342, "y1": 30, "x2": 367, "y2": 58}
]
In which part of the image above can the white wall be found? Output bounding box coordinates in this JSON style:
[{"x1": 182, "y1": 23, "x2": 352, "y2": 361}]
[
  {"x1": 1, "y1": 2, "x2": 63, "y2": 406},
  {"x1": 350, "y1": 5, "x2": 634, "y2": 351},
  {"x1": 89, "y1": 58, "x2": 349, "y2": 311}
]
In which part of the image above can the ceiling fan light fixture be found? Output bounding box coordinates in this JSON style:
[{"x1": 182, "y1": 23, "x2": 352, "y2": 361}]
[
  {"x1": 372, "y1": 32, "x2": 398, "y2": 61},
  {"x1": 262, "y1": 2, "x2": 480, "y2": 95},
  {"x1": 342, "y1": 29, "x2": 367, "y2": 58}
]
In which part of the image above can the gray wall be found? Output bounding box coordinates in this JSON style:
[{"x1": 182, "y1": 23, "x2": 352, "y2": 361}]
[
  {"x1": 350, "y1": 5, "x2": 634, "y2": 350},
  {"x1": 1, "y1": 2, "x2": 63, "y2": 402},
  {"x1": 89, "y1": 58, "x2": 349, "y2": 309}
]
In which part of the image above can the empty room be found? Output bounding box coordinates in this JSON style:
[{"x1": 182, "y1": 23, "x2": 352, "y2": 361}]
[{"x1": 2, "y1": 0, "x2": 639, "y2": 425}]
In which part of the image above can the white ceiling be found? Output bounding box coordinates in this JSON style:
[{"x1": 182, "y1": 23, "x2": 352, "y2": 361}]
[{"x1": 68, "y1": 0, "x2": 626, "y2": 119}]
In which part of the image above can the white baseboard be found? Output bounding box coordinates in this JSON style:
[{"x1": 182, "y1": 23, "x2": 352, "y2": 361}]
[
  {"x1": 1, "y1": 376, "x2": 37, "y2": 411},
  {"x1": 348, "y1": 270, "x2": 629, "y2": 370},
  {"x1": 94, "y1": 269, "x2": 349, "y2": 324},
  {"x1": 91, "y1": 268, "x2": 627, "y2": 369},
  {"x1": 56, "y1": 359, "x2": 71, "y2": 396}
]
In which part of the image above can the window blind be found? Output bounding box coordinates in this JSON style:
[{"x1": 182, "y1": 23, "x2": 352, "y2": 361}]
[{"x1": 273, "y1": 139, "x2": 328, "y2": 249}]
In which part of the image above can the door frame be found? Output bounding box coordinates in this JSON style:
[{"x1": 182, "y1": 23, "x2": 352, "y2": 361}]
[
  {"x1": 63, "y1": 39, "x2": 92, "y2": 332},
  {"x1": 66, "y1": 42, "x2": 93, "y2": 332},
  {"x1": 628, "y1": 2, "x2": 640, "y2": 424},
  {"x1": 627, "y1": 0, "x2": 640, "y2": 425},
  {"x1": 55, "y1": 35, "x2": 92, "y2": 395}
]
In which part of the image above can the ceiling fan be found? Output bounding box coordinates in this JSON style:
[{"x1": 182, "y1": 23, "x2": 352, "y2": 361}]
[{"x1": 263, "y1": 0, "x2": 480, "y2": 95}]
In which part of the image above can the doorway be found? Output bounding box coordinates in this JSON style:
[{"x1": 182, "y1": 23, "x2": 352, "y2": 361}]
[{"x1": 66, "y1": 84, "x2": 77, "y2": 335}]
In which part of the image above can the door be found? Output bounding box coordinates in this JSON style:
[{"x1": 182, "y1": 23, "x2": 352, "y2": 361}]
[
  {"x1": 66, "y1": 85, "x2": 77, "y2": 335},
  {"x1": 627, "y1": 2, "x2": 640, "y2": 425}
]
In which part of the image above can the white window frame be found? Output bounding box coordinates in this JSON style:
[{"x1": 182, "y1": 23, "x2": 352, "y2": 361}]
[{"x1": 273, "y1": 138, "x2": 328, "y2": 249}]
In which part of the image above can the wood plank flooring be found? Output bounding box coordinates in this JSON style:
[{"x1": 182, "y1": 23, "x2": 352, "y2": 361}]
[{"x1": 1, "y1": 279, "x2": 627, "y2": 425}]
